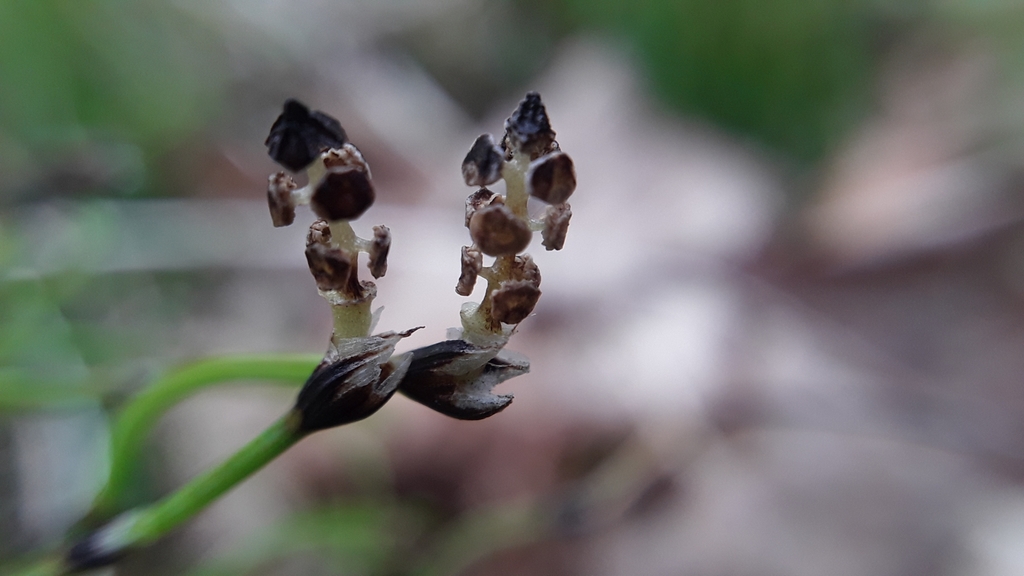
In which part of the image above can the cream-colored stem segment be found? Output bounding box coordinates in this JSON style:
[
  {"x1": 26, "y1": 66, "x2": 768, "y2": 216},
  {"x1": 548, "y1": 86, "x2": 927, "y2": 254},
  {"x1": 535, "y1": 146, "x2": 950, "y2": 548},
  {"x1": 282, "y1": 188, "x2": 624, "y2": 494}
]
[
  {"x1": 325, "y1": 220, "x2": 373, "y2": 340},
  {"x1": 503, "y1": 151, "x2": 530, "y2": 219}
]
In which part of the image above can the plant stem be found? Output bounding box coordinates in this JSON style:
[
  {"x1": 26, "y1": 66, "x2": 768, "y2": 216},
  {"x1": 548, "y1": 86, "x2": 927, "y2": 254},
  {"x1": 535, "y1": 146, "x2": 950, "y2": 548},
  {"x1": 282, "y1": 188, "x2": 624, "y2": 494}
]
[
  {"x1": 122, "y1": 414, "x2": 305, "y2": 547},
  {"x1": 90, "y1": 355, "x2": 320, "y2": 521},
  {"x1": 9, "y1": 416, "x2": 304, "y2": 576}
]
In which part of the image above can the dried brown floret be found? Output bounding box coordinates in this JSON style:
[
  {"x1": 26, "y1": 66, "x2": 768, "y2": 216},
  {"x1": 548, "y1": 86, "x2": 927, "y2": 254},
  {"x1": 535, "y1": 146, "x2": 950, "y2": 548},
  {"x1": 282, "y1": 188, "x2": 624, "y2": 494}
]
[
  {"x1": 527, "y1": 152, "x2": 576, "y2": 204},
  {"x1": 462, "y1": 134, "x2": 504, "y2": 187},
  {"x1": 306, "y1": 219, "x2": 332, "y2": 246},
  {"x1": 305, "y1": 242, "x2": 354, "y2": 292},
  {"x1": 509, "y1": 254, "x2": 541, "y2": 287},
  {"x1": 267, "y1": 172, "x2": 297, "y2": 227},
  {"x1": 456, "y1": 246, "x2": 483, "y2": 296},
  {"x1": 490, "y1": 280, "x2": 542, "y2": 324},
  {"x1": 368, "y1": 225, "x2": 391, "y2": 279},
  {"x1": 469, "y1": 204, "x2": 532, "y2": 256},
  {"x1": 504, "y1": 92, "x2": 557, "y2": 160},
  {"x1": 322, "y1": 143, "x2": 370, "y2": 176},
  {"x1": 541, "y1": 203, "x2": 572, "y2": 251},
  {"x1": 311, "y1": 167, "x2": 375, "y2": 221},
  {"x1": 465, "y1": 188, "x2": 502, "y2": 227}
]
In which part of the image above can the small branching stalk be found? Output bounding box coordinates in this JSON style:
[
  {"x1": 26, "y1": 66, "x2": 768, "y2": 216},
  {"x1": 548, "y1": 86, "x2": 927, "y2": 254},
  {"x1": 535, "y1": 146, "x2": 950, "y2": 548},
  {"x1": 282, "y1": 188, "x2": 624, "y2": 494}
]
[{"x1": 14, "y1": 93, "x2": 576, "y2": 575}]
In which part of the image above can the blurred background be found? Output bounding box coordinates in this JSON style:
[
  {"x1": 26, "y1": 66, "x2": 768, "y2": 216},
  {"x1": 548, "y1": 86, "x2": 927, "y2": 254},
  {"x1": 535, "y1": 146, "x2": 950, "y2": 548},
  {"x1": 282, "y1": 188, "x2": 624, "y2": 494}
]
[{"x1": 4, "y1": 0, "x2": 1024, "y2": 574}]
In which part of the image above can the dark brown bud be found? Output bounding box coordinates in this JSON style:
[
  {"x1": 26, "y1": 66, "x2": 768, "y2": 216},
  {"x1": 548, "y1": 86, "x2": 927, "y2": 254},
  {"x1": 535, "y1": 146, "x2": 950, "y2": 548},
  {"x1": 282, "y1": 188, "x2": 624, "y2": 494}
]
[
  {"x1": 490, "y1": 280, "x2": 542, "y2": 324},
  {"x1": 294, "y1": 329, "x2": 418, "y2": 432},
  {"x1": 267, "y1": 172, "x2": 297, "y2": 227},
  {"x1": 462, "y1": 134, "x2": 503, "y2": 187},
  {"x1": 527, "y1": 152, "x2": 576, "y2": 204},
  {"x1": 541, "y1": 203, "x2": 572, "y2": 251},
  {"x1": 305, "y1": 242, "x2": 353, "y2": 292},
  {"x1": 306, "y1": 219, "x2": 332, "y2": 246},
  {"x1": 398, "y1": 340, "x2": 529, "y2": 420},
  {"x1": 456, "y1": 246, "x2": 483, "y2": 296},
  {"x1": 465, "y1": 188, "x2": 503, "y2": 227},
  {"x1": 322, "y1": 143, "x2": 370, "y2": 176},
  {"x1": 265, "y1": 99, "x2": 348, "y2": 172},
  {"x1": 368, "y1": 225, "x2": 390, "y2": 279},
  {"x1": 504, "y1": 92, "x2": 556, "y2": 159},
  {"x1": 311, "y1": 167, "x2": 375, "y2": 221},
  {"x1": 469, "y1": 204, "x2": 532, "y2": 256}
]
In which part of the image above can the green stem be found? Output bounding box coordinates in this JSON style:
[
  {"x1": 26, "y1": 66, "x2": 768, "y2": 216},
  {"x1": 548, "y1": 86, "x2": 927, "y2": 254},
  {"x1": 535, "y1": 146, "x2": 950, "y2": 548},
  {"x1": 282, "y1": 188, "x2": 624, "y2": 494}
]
[
  {"x1": 123, "y1": 414, "x2": 305, "y2": 547},
  {"x1": 90, "y1": 355, "x2": 320, "y2": 520},
  {"x1": 26, "y1": 416, "x2": 309, "y2": 575}
]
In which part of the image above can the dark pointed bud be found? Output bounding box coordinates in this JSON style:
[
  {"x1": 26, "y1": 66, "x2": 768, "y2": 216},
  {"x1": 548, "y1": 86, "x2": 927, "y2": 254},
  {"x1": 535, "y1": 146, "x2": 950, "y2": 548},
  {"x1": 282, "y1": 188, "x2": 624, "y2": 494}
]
[
  {"x1": 490, "y1": 280, "x2": 542, "y2": 324},
  {"x1": 541, "y1": 203, "x2": 571, "y2": 251},
  {"x1": 305, "y1": 242, "x2": 354, "y2": 292},
  {"x1": 462, "y1": 134, "x2": 503, "y2": 187},
  {"x1": 65, "y1": 514, "x2": 136, "y2": 572},
  {"x1": 311, "y1": 167, "x2": 375, "y2": 221},
  {"x1": 469, "y1": 204, "x2": 532, "y2": 256},
  {"x1": 323, "y1": 143, "x2": 370, "y2": 176},
  {"x1": 307, "y1": 219, "x2": 332, "y2": 246},
  {"x1": 456, "y1": 246, "x2": 483, "y2": 296},
  {"x1": 465, "y1": 188, "x2": 503, "y2": 227},
  {"x1": 504, "y1": 92, "x2": 556, "y2": 159},
  {"x1": 368, "y1": 225, "x2": 390, "y2": 279},
  {"x1": 295, "y1": 329, "x2": 418, "y2": 432},
  {"x1": 265, "y1": 99, "x2": 348, "y2": 172},
  {"x1": 267, "y1": 172, "x2": 297, "y2": 227},
  {"x1": 527, "y1": 152, "x2": 576, "y2": 204},
  {"x1": 399, "y1": 340, "x2": 529, "y2": 420}
]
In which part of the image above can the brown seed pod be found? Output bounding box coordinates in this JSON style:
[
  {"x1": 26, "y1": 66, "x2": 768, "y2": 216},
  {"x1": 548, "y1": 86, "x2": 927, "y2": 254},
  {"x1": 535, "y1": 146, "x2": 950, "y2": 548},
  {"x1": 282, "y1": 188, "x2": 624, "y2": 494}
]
[
  {"x1": 267, "y1": 172, "x2": 297, "y2": 227},
  {"x1": 469, "y1": 204, "x2": 532, "y2": 256},
  {"x1": 311, "y1": 167, "x2": 375, "y2": 221},
  {"x1": 527, "y1": 152, "x2": 576, "y2": 204},
  {"x1": 541, "y1": 203, "x2": 572, "y2": 251},
  {"x1": 305, "y1": 243, "x2": 353, "y2": 292},
  {"x1": 490, "y1": 280, "x2": 542, "y2": 325},
  {"x1": 456, "y1": 246, "x2": 483, "y2": 296},
  {"x1": 368, "y1": 225, "x2": 391, "y2": 279},
  {"x1": 462, "y1": 134, "x2": 504, "y2": 187}
]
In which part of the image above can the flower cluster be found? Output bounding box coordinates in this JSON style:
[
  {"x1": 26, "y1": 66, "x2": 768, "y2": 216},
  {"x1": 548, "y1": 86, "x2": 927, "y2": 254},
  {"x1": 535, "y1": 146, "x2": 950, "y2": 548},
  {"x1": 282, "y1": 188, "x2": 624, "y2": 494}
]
[
  {"x1": 397, "y1": 92, "x2": 576, "y2": 419},
  {"x1": 264, "y1": 99, "x2": 415, "y2": 431},
  {"x1": 263, "y1": 93, "x2": 574, "y2": 425}
]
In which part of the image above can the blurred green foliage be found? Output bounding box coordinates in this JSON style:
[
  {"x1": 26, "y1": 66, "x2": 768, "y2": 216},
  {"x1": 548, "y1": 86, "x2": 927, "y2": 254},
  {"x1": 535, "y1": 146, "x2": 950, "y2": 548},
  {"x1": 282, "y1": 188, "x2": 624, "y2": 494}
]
[
  {"x1": 554, "y1": 0, "x2": 878, "y2": 163},
  {"x1": 0, "y1": 1, "x2": 227, "y2": 202}
]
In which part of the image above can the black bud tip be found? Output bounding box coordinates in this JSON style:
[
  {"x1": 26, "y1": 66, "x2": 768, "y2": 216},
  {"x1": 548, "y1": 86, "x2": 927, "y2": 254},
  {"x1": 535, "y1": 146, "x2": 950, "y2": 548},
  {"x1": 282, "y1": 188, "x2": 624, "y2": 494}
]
[
  {"x1": 505, "y1": 92, "x2": 556, "y2": 159},
  {"x1": 311, "y1": 168, "x2": 375, "y2": 221},
  {"x1": 265, "y1": 99, "x2": 349, "y2": 172},
  {"x1": 66, "y1": 531, "x2": 128, "y2": 572},
  {"x1": 462, "y1": 134, "x2": 503, "y2": 187}
]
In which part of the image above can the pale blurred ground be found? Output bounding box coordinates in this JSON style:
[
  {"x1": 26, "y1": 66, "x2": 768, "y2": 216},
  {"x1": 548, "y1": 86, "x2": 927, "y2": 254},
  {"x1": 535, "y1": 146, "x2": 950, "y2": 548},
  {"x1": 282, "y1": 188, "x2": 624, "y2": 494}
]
[{"x1": 4, "y1": 1, "x2": 1024, "y2": 575}]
